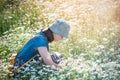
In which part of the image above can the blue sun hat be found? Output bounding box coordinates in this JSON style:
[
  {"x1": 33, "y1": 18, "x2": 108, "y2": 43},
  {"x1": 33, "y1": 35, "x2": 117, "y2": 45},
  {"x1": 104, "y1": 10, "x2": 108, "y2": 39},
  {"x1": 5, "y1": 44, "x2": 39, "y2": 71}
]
[{"x1": 49, "y1": 19, "x2": 70, "y2": 38}]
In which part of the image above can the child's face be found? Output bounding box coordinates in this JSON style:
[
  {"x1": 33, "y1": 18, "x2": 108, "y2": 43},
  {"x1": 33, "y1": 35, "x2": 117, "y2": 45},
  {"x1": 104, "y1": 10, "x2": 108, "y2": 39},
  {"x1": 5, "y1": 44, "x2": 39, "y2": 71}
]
[{"x1": 53, "y1": 33, "x2": 63, "y2": 41}]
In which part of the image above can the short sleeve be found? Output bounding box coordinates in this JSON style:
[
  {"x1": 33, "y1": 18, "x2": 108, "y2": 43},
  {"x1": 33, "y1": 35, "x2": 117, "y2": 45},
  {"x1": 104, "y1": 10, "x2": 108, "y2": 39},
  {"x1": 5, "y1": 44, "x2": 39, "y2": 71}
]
[{"x1": 33, "y1": 35, "x2": 48, "y2": 49}]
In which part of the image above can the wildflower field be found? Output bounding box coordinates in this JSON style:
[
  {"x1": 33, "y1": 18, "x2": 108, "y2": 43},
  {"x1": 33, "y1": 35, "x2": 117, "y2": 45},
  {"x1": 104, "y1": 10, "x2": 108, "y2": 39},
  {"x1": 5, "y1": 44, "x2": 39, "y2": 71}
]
[{"x1": 0, "y1": 0, "x2": 120, "y2": 80}]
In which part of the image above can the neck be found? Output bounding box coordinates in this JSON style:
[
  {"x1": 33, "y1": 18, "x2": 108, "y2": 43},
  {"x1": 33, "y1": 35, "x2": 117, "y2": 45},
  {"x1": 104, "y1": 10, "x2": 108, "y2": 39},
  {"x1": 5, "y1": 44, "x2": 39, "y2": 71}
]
[{"x1": 42, "y1": 28, "x2": 54, "y2": 43}]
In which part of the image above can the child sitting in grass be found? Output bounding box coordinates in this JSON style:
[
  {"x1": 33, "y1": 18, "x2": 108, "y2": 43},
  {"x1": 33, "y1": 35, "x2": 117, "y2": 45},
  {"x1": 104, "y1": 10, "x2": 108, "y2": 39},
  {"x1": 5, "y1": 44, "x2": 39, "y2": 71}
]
[{"x1": 12, "y1": 19, "x2": 70, "y2": 77}]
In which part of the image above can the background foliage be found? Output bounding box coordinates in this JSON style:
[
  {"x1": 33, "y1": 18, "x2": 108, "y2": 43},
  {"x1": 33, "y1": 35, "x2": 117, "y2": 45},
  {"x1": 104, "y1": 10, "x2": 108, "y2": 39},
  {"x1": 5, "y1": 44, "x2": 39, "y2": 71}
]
[{"x1": 0, "y1": 0, "x2": 120, "y2": 80}]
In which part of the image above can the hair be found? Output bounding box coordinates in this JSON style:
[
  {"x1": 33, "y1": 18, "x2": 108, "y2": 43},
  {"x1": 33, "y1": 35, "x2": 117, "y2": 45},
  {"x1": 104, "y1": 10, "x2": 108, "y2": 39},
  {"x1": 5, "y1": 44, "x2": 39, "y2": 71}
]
[{"x1": 42, "y1": 28, "x2": 54, "y2": 43}]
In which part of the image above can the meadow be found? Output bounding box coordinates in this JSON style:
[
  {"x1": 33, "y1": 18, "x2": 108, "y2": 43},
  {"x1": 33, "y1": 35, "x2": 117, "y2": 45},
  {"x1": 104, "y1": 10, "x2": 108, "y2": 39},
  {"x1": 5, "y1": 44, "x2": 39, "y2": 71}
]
[{"x1": 0, "y1": 0, "x2": 120, "y2": 80}]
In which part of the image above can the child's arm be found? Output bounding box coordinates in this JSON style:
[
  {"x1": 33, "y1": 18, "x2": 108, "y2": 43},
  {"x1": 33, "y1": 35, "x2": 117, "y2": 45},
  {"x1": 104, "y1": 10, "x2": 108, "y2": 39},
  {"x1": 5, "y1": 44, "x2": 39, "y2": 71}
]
[{"x1": 37, "y1": 47, "x2": 58, "y2": 67}]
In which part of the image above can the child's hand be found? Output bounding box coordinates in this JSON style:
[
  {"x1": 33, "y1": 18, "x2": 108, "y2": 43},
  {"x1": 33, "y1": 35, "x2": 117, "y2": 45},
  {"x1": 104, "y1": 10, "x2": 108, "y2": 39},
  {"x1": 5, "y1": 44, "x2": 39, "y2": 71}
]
[{"x1": 51, "y1": 52, "x2": 63, "y2": 64}]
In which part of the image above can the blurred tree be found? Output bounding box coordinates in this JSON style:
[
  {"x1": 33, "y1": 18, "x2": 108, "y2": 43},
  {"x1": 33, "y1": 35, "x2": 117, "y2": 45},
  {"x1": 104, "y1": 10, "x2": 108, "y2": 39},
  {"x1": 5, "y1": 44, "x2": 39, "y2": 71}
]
[{"x1": 115, "y1": 5, "x2": 120, "y2": 22}]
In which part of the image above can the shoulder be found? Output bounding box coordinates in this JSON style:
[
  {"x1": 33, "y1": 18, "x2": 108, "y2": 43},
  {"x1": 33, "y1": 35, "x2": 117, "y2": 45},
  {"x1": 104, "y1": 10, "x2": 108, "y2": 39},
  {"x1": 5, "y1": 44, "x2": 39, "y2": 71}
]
[
  {"x1": 32, "y1": 31, "x2": 46, "y2": 41},
  {"x1": 31, "y1": 32, "x2": 48, "y2": 48},
  {"x1": 33, "y1": 35, "x2": 47, "y2": 43}
]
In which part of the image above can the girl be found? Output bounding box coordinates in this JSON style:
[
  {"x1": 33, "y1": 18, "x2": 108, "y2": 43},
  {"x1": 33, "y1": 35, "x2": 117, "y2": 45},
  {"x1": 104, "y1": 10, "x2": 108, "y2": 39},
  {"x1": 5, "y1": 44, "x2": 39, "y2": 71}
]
[{"x1": 13, "y1": 19, "x2": 70, "y2": 72}]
